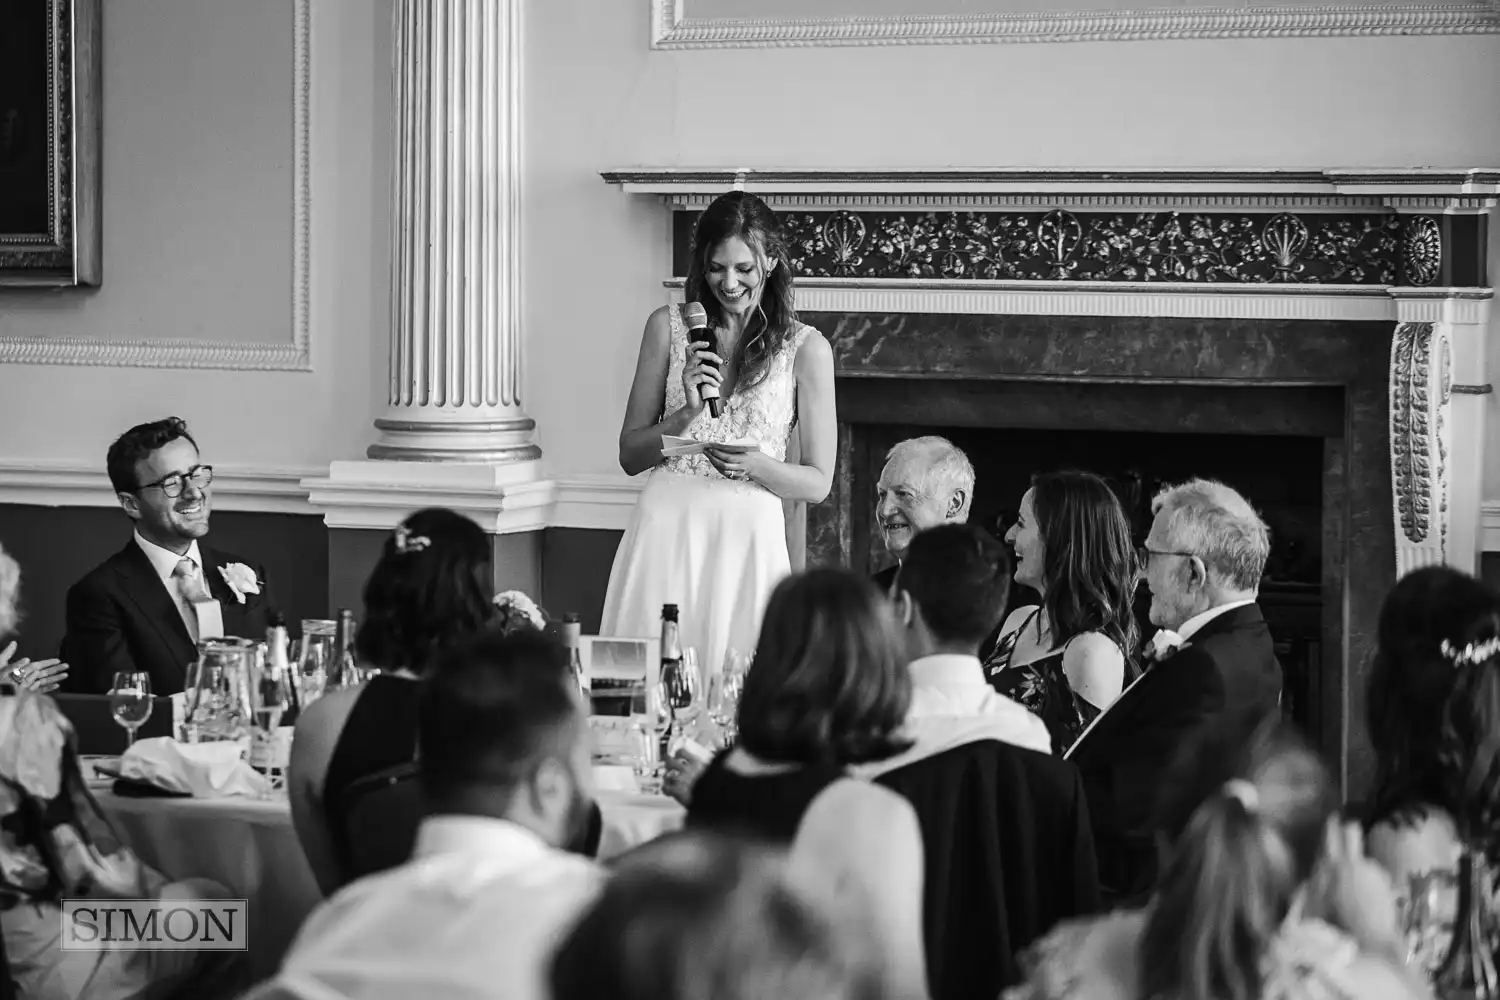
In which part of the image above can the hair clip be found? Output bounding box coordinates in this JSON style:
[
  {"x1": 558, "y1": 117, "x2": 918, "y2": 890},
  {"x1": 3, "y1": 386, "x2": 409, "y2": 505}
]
[
  {"x1": 1223, "y1": 779, "x2": 1260, "y2": 813},
  {"x1": 1439, "y1": 636, "x2": 1500, "y2": 668},
  {"x1": 393, "y1": 525, "x2": 430, "y2": 554}
]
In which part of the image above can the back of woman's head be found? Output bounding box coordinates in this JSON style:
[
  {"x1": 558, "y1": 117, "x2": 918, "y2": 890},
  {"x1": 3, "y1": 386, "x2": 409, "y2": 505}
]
[
  {"x1": 354, "y1": 508, "x2": 495, "y2": 675},
  {"x1": 736, "y1": 568, "x2": 912, "y2": 767},
  {"x1": 1031, "y1": 470, "x2": 1139, "y2": 658},
  {"x1": 1368, "y1": 565, "x2": 1500, "y2": 853},
  {"x1": 550, "y1": 832, "x2": 889, "y2": 1000},
  {"x1": 1141, "y1": 718, "x2": 1337, "y2": 1000}
]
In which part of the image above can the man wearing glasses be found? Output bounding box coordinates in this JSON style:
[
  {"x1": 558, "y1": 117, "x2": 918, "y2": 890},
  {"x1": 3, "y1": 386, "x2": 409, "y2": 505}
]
[
  {"x1": 1064, "y1": 478, "x2": 1283, "y2": 907},
  {"x1": 62, "y1": 417, "x2": 277, "y2": 694}
]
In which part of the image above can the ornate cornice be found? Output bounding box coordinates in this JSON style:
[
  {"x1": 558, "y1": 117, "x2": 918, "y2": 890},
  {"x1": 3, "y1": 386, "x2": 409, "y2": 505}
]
[
  {"x1": 605, "y1": 167, "x2": 1500, "y2": 198},
  {"x1": 649, "y1": 1, "x2": 1500, "y2": 48},
  {"x1": 0, "y1": 0, "x2": 312, "y2": 371}
]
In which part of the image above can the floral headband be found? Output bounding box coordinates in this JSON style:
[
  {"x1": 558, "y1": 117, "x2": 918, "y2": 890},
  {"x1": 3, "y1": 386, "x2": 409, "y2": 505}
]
[
  {"x1": 1439, "y1": 636, "x2": 1500, "y2": 668},
  {"x1": 393, "y1": 524, "x2": 430, "y2": 554},
  {"x1": 493, "y1": 590, "x2": 546, "y2": 634}
]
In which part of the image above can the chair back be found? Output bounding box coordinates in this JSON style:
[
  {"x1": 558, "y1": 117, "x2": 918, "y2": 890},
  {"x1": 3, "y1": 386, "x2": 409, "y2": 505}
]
[
  {"x1": 330, "y1": 760, "x2": 426, "y2": 887},
  {"x1": 52, "y1": 694, "x2": 174, "y2": 755},
  {"x1": 874, "y1": 739, "x2": 1101, "y2": 1000}
]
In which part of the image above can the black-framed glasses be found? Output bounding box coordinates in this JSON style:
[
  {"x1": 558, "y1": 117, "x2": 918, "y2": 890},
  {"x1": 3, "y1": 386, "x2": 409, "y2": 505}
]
[
  {"x1": 1137, "y1": 545, "x2": 1195, "y2": 567},
  {"x1": 137, "y1": 465, "x2": 213, "y2": 498}
]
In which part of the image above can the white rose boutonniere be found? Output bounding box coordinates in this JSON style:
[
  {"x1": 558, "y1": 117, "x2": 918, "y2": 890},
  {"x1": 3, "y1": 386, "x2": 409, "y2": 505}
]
[
  {"x1": 493, "y1": 590, "x2": 547, "y2": 634},
  {"x1": 218, "y1": 563, "x2": 261, "y2": 604},
  {"x1": 1145, "y1": 628, "x2": 1186, "y2": 664}
]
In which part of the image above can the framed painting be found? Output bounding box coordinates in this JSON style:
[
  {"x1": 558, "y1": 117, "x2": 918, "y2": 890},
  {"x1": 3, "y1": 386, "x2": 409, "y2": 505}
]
[{"x1": 0, "y1": 0, "x2": 101, "y2": 287}]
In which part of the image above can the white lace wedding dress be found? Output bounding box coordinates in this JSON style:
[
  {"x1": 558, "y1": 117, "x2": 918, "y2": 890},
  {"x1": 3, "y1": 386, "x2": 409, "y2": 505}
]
[{"x1": 601, "y1": 303, "x2": 814, "y2": 681}]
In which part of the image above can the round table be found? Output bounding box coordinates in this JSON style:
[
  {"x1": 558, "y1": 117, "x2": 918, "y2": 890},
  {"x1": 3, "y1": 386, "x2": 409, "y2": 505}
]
[{"x1": 96, "y1": 783, "x2": 684, "y2": 978}]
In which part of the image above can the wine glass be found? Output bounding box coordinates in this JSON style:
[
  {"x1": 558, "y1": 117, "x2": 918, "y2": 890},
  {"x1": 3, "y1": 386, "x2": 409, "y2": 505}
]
[
  {"x1": 661, "y1": 648, "x2": 702, "y2": 742},
  {"x1": 108, "y1": 672, "x2": 153, "y2": 749},
  {"x1": 246, "y1": 642, "x2": 293, "y2": 785},
  {"x1": 628, "y1": 681, "x2": 671, "y2": 794},
  {"x1": 709, "y1": 648, "x2": 747, "y2": 746}
]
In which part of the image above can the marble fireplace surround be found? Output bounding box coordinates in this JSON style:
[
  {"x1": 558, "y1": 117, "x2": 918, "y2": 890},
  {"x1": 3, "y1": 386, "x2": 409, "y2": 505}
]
[{"x1": 603, "y1": 167, "x2": 1499, "y2": 798}]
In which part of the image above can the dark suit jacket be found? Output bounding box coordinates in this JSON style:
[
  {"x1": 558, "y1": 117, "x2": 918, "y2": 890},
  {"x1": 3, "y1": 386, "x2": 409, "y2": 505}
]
[
  {"x1": 874, "y1": 740, "x2": 1100, "y2": 999},
  {"x1": 61, "y1": 540, "x2": 277, "y2": 696},
  {"x1": 1065, "y1": 602, "x2": 1282, "y2": 903}
]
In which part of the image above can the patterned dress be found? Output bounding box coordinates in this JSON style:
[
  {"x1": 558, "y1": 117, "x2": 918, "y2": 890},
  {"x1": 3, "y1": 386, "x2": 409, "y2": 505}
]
[
  {"x1": 602, "y1": 304, "x2": 815, "y2": 681},
  {"x1": 984, "y1": 608, "x2": 1104, "y2": 756}
]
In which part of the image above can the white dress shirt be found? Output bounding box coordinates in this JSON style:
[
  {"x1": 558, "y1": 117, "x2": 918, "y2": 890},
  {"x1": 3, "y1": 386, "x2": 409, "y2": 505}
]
[
  {"x1": 133, "y1": 532, "x2": 223, "y2": 642},
  {"x1": 853, "y1": 654, "x2": 1053, "y2": 778},
  {"x1": 250, "y1": 816, "x2": 604, "y2": 1000}
]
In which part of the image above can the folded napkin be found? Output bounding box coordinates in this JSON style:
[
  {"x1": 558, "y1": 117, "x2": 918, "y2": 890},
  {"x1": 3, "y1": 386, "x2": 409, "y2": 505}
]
[{"x1": 119, "y1": 737, "x2": 272, "y2": 798}]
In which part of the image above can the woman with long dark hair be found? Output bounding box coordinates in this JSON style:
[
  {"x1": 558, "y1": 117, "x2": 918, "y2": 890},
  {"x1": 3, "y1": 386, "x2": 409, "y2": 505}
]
[
  {"x1": 986, "y1": 470, "x2": 1139, "y2": 754},
  {"x1": 289, "y1": 507, "x2": 501, "y2": 893},
  {"x1": 604, "y1": 190, "x2": 836, "y2": 679},
  {"x1": 1363, "y1": 565, "x2": 1500, "y2": 995},
  {"x1": 683, "y1": 569, "x2": 928, "y2": 1000}
]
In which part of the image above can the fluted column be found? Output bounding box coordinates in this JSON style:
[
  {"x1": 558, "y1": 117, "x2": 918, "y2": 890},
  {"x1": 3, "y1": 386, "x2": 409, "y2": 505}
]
[{"x1": 368, "y1": 0, "x2": 538, "y2": 463}]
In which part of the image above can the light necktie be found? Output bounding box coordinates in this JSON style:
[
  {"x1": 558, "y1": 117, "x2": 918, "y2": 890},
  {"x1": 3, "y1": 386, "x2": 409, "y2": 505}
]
[{"x1": 173, "y1": 558, "x2": 213, "y2": 642}]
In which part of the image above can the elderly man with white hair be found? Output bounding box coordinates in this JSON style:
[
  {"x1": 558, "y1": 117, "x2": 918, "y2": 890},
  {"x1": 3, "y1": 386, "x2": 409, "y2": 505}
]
[
  {"x1": 1065, "y1": 478, "x2": 1283, "y2": 905},
  {"x1": 871, "y1": 436, "x2": 975, "y2": 592}
]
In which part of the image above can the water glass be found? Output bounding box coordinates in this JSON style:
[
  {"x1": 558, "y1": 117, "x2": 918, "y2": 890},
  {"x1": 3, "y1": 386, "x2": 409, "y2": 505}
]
[
  {"x1": 183, "y1": 639, "x2": 254, "y2": 743},
  {"x1": 108, "y1": 672, "x2": 153, "y2": 748}
]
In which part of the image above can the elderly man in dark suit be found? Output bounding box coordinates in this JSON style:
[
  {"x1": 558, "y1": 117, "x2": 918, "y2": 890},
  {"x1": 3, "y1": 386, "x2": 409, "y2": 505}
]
[
  {"x1": 871, "y1": 436, "x2": 974, "y2": 593},
  {"x1": 1065, "y1": 477, "x2": 1282, "y2": 904},
  {"x1": 62, "y1": 418, "x2": 277, "y2": 695}
]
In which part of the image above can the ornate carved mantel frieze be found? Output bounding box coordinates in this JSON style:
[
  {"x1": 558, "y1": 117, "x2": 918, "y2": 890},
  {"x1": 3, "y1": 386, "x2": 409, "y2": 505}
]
[{"x1": 1390, "y1": 322, "x2": 1454, "y2": 575}]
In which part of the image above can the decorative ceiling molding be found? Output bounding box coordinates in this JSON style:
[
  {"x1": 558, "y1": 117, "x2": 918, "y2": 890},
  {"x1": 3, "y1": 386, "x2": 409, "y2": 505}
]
[
  {"x1": 604, "y1": 167, "x2": 1500, "y2": 200},
  {"x1": 649, "y1": 0, "x2": 1500, "y2": 48},
  {"x1": 0, "y1": 0, "x2": 312, "y2": 371}
]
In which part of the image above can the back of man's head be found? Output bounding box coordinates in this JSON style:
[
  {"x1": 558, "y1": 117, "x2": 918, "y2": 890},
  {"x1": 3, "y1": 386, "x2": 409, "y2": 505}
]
[
  {"x1": 417, "y1": 628, "x2": 585, "y2": 834},
  {"x1": 896, "y1": 523, "x2": 1012, "y2": 652}
]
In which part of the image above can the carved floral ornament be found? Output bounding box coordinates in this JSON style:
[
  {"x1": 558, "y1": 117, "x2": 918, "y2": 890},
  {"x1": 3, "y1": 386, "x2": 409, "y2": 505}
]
[
  {"x1": 755, "y1": 208, "x2": 1452, "y2": 286},
  {"x1": 1389, "y1": 321, "x2": 1452, "y2": 554}
]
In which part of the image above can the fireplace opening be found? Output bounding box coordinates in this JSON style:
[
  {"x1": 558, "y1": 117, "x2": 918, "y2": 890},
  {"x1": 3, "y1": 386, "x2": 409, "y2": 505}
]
[{"x1": 849, "y1": 422, "x2": 1326, "y2": 733}]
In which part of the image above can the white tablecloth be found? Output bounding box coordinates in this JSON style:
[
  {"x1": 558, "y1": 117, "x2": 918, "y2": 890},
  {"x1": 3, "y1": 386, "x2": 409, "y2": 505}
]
[{"x1": 95, "y1": 784, "x2": 684, "y2": 978}]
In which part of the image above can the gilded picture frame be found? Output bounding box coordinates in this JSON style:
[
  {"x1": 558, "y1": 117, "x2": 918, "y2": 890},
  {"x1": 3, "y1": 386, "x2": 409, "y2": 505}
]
[{"x1": 0, "y1": 0, "x2": 101, "y2": 287}]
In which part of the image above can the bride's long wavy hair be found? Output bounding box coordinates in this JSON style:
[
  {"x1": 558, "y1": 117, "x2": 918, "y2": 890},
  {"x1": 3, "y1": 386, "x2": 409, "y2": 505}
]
[{"x1": 683, "y1": 191, "x2": 798, "y2": 395}]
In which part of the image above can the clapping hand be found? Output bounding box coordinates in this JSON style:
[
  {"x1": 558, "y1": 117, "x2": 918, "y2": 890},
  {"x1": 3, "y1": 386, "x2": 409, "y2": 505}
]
[
  {"x1": 0, "y1": 641, "x2": 70, "y2": 693},
  {"x1": 1304, "y1": 819, "x2": 1406, "y2": 964},
  {"x1": 662, "y1": 749, "x2": 707, "y2": 806}
]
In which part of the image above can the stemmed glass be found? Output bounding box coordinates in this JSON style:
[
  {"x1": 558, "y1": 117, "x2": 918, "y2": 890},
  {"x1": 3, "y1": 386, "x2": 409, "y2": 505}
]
[
  {"x1": 709, "y1": 648, "x2": 748, "y2": 747},
  {"x1": 628, "y1": 681, "x2": 671, "y2": 794},
  {"x1": 108, "y1": 672, "x2": 153, "y2": 749},
  {"x1": 246, "y1": 643, "x2": 294, "y2": 786},
  {"x1": 660, "y1": 647, "x2": 703, "y2": 748}
]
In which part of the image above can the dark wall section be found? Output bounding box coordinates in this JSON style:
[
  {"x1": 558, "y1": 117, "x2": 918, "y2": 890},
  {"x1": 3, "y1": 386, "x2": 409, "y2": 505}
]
[
  {"x1": 540, "y1": 528, "x2": 622, "y2": 633},
  {"x1": 0, "y1": 505, "x2": 328, "y2": 661},
  {"x1": 1483, "y1": 552, "x2": 1500, "y2": 593}
]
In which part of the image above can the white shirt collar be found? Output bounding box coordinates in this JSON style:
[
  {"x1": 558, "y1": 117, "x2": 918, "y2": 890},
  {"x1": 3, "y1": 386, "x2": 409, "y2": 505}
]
[
  {"x1": 1175, "y1": 598, "x2": 1256, "y2": 642},
  {"x1": 134, "y1": 531, "x2": 203, "y2": 583},
  {"x1": 412, "y1": 815, "x2": 554, "y2": 864},
  {"x1": 908, "y1": 653, "x2": 988, "y2": 692}
]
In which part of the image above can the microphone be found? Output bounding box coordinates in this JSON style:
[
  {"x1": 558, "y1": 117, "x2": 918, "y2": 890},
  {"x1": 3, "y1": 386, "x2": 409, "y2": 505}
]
[{"x1": 683, "y1": 301, "x2": 721, "y2": 418}]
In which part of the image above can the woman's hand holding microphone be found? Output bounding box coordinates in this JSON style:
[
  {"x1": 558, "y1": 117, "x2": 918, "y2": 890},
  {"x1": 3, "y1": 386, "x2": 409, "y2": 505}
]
[{"x1": 681, "y1": 340, "x2": 723, "y2": 413}]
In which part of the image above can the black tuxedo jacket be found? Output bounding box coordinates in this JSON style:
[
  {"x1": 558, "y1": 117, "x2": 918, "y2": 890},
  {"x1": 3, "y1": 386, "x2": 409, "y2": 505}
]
[
  {"x1": 61, "y1": 540, "x2": 277, "y2": 696},
  {"x1": 874, "y1": 740, "x2": 1100, "y2": 998},
  {"x1": 1065, "y1": 602, "x2": 1282, "y2": 903}
]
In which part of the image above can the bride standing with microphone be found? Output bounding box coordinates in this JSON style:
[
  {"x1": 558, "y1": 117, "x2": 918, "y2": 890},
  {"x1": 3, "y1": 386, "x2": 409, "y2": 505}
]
[{"x1": 602, "y1": 191, "x2": 836, "y2": 681}]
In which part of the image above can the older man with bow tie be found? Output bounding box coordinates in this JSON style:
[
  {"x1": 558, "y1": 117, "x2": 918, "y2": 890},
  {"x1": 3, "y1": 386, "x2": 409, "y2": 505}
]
[{"x1": 1066, "y1": 477, "x2": 1283, "y2": 905}]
